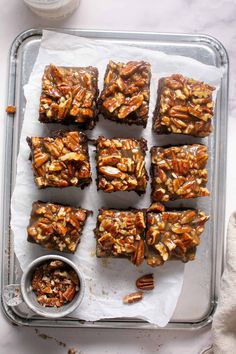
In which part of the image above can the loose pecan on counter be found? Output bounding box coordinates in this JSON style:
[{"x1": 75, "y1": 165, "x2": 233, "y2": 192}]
[
  {"x1": 153, "y1": 74, "x2": 215, "y2": 137},
  {"x1": 27, "y1": 131, "x2": 91, "y2": 188},
  {"x1": 27, "y1": 201, "x2": 89, "y2": 253},
  {"x1": 151, "y1": 144, "x2": 210, "y2": 202},
  {"x1": 39, "y1": 64, "x2": 99, "y2": 129},
  {"x1": 31, "y1": 260, "x2": 79, "y2": 307},
  {"x1": 95, "y1": 209, "x2": 146, "y2": 266},
  {"x1": 96, "y1": 136, "x2": 148, "y2": 194},
  {"x1": 99, "y1": 60, "x2": 151, "y2": 127}
]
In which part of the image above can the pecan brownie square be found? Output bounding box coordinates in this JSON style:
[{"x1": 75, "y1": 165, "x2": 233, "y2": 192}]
[
  {"x1": 39, "y1": 64, "x2": 99, "y2": 129},
  {"x1": 146, "y1": 209, "x2": 209, "y2": 266},
  {"x1": 27, "y1": 131, "x2": 91, "y2": 188},
  {"x1": 151, "y1": 144, "x2": 210, "y2": 202},
  {"x1": 27, "y1": 201, "x2": 89, "y2": 253},
  {"x1": 153, "y1": 74, "x2": 215, "y2": 137},
  {"x1": 96, "y1": 137, "x2": 148, "y2": 194},
  {"x1": 95, "y1": 209, "x2": 146, "y2": 266},
  {"x1": 99, "y1": 60, "x2": 151, "y2": 127}
]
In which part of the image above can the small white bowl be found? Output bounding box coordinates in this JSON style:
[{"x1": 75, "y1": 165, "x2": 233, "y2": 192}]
[{"x1": 20, "y1": 255, "x2": 85, "y2": 319}]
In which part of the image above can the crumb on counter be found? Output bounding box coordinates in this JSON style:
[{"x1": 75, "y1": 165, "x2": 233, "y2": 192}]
[{"x1": 6, "y1": 105, "x2": 16, "y2": 114}]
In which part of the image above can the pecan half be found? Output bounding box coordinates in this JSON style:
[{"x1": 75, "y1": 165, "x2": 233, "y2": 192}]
[
  {"x1": 123, "y1": 291, "x2": 144, "y2": 304},
  {"x1": 136, "y1": 274, "x2": 154, "y2": 290},
  {"x1": 147, "y1": 202, "x2": 165, "y2": 212}
]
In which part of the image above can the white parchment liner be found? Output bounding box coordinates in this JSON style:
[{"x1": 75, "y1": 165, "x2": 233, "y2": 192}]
[{"x1": 11, "y1": 30, "x2": 223, "y2": 326}]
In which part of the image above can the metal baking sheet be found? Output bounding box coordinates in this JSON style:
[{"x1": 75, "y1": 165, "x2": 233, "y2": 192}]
[{"x1": 1, "y1": 28, "x2": 228, "y2": 329}]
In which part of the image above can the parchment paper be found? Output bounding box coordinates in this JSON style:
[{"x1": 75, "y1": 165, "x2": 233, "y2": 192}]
[{"x1": 11, "y1": 30, "x2": 224, "y2": 327}]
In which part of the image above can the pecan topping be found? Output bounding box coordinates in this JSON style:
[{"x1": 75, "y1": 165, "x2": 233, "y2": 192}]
[
  {"x1": 151, "y1": 144, "x2": 210, "y2": 202},
  {"x1": 123, "y1": 291, "x2": 144, "y2": 304},
  {"x1": 99, "y1": 60, "x2": 151, "y2": 127},
  {"x1": 39, "y1": 64, "x2": 99, "y2": 129},
  {"x1": 96, "y1": 137, "x2": 148, "y2": 194},
  {"x1": 117, "y1": 94, "x2": 144, "y2": 119},
  {"x1": 148, "y1": 202, "x2": 165, "y2": 213},
  {"x1": 146, "y1": 210, "x2": 209, "y2": 266},
  {"x1": 136, "y1": 274, "x2": 154, "y2": 290},
  {"x1": 31, "y1": 260, "x2": 79, "y2": 307},
  {"x1": 153, "y1": 74, "x2": 215, "y2": 137},
  {"x1": 131, "y1": 239, "x2": 145, "y2": 266},
  {"x1": 27, "y1": 131, "x2": 91, "y2": 189},
  {"x1": 95, "y1": 209, "x2": 146, "y2": 266},
  {"x1": 27, "y1": 201, "x2": 89, "y2": 253}
]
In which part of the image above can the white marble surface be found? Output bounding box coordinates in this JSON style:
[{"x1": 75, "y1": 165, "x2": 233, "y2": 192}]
[{"x1": 0, "y1": 0, "x2": 235, "y2": 353}]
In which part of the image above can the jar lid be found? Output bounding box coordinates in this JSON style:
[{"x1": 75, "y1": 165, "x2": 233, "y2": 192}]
[{"x1": 24, "y1": 0, "x2": 60, "y2": 4}]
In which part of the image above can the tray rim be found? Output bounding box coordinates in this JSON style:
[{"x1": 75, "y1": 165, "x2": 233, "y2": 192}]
[{"x1": 1, "y1": 27, "x2": 229, "y2": 330}]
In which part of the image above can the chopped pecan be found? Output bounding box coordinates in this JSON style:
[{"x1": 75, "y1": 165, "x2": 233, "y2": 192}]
[
  {"x1": 135, "y1": 212, "x2": 146, "y2": 230},
  {"x1": 120, "y1": 61, "x2": 143, "y2": 77},
  {"x1": 102, "y1": 93, "x2": 125, "y2": 113},
  {"x1": 63, "y1": 285, "x2": 76, "y2": 302},
  {"x1": 136, "y1": 274, "x2": 154, "y2": 290},
  {"x1": 153, "y1": 74, "x2": 215, "y2": 137},
  {"x1": 5, "y1": 105, "x2": 16, "y2": 114},
  {"x1": 118, "y1": 94, "x2": 144, "y2": 119},
  {"x1": 123, "y1": 291, "x2": 144, "y2": 304},
  {"x1": 48, "y1": 260, "x2": 64, "y2": 269},
  {"x1": 132, "y1": 239, "x2": 145, "y2": 266},
  {"x1": 148, "y1": 202, "x2": 165, "y2": 212},
  {"x1": 68, "y1": 349, "x2": 77, "y2": 354},
  {"x1": 180, "y1": 210, "x2": 196, "y2": 224},
  {"x1": 99, "y1": 166, "x2": 123, "y2": 178}
]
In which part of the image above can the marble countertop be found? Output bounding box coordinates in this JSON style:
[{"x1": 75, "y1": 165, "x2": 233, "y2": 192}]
[{"x1": 0, "y1": 0, "x2": 235, "y2": 353}]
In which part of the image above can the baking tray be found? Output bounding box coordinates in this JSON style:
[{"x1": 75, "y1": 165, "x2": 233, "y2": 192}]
[{"x1": 1, "y1": 28, "x2": 228, "y2": 329}]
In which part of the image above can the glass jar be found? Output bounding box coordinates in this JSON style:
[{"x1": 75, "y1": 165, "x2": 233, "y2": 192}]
[{"x1": 24, "y1": 0, "x2": 80, "y2": 19}]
